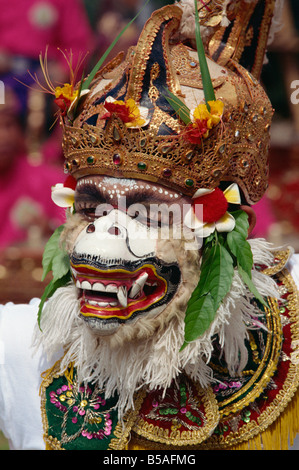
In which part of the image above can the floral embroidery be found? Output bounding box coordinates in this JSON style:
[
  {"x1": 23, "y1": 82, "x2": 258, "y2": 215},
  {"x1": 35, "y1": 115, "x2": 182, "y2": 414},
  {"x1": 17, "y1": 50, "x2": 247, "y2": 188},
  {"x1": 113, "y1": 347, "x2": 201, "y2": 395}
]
[
  {"x1": 45, "y1": 365, "x2": 119, "y2": 449},
  {"x1": 147, "y1": 379, "x2": 204, "y2": 429}
]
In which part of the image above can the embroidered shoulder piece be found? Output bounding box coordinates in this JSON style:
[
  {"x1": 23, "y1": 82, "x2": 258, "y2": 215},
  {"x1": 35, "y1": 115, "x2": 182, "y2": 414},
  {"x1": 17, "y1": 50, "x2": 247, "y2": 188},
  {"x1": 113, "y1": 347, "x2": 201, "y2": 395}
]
[
  {"x1": 40, "y1": 361, "x2": 143, "y2": 450},
  {"x1": 131, "y1": 375, "x2": 219, "y2": 447}
]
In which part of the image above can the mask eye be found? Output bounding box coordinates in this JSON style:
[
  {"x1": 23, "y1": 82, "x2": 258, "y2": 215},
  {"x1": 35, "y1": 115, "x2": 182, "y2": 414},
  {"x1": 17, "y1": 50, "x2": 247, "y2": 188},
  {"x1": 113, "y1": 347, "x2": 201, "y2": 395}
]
[{"x1": 75, "y1": 203, "x2": 97, "y2": 221}]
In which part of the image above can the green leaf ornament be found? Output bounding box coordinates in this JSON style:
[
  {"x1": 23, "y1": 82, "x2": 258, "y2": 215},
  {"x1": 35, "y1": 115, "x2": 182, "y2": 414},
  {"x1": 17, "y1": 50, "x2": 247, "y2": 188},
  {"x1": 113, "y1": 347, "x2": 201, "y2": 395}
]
[
  {"x1": 163, "y1": 88, "x2": 191, "y2": 125},
  {"x1": 181, "y1": 234, "x2": 234, "y2": 350},
  {"x1": 38, "y1": 224, "x2": 72, "y2": 329},
  {"x1": 181, "y1": 209, "x2": 268, "y2": 349},
  {"x1": 193, "y1": 0, "x2": 216, "y2": 106}
]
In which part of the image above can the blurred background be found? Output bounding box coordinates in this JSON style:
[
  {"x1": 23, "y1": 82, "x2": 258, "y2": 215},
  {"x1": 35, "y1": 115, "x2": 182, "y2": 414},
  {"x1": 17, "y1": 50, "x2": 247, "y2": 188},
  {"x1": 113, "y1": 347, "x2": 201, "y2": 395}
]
[
  {"x1": 0, "y1": 0, "x2": 298, "y2": 451},
  {"x1": 0, "y1": 0, "x2": 298, "y2": 307}
]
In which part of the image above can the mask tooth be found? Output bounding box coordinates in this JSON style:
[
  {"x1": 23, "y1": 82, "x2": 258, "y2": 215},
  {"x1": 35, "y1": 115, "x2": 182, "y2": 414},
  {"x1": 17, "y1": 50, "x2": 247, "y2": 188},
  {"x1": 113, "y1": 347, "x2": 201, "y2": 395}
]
[
  {"x1": 106, "y1": 284, "x2": 118, "y2": 293},
  {"x1": 129, "y1": 272, "x2": 148, "y2": 299},
  {"x1": 117, "y1": 285, "x2": 128, "y2": 307},
  {"x1": 81, "y1": 280, "x2": 92, "y2": 290},
  {"x1": 92, "y1": 282, "x2": 106, "y2": 292}
]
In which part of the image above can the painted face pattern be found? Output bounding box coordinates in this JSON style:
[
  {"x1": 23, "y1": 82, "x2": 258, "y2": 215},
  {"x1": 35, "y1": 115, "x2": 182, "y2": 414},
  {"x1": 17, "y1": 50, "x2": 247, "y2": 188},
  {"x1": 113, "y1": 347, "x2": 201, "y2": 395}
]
[{"x1": 69, "y1": 176, "x2": 192, "y2": 334}]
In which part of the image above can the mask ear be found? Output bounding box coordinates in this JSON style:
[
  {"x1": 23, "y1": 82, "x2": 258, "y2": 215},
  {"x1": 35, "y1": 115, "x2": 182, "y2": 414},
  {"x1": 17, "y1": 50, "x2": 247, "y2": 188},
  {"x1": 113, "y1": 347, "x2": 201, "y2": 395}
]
[{"x1": 240, "y1": 205, "x2": 256, "y2": 236}]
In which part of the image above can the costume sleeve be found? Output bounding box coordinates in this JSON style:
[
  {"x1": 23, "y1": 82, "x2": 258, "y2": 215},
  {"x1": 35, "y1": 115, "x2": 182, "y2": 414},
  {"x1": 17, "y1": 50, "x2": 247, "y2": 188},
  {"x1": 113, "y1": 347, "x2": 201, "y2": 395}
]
[{"x1": 0, "y1": 300, "x2": 49, "y2": 449}]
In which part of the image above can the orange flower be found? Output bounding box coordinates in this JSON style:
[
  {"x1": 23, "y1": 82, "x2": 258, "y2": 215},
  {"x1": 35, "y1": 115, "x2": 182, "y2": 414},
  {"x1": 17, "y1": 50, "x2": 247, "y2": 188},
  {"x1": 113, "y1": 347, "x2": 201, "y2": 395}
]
[
  {"x1": 184, "y1": 100, "x2": 224, "y2": 144},
  {"x1": 26, "y1": 47, "x2": 89, "y2": 117},
  {"x1": 102, "y1": 97, "x2": 149, "y2": 128}
]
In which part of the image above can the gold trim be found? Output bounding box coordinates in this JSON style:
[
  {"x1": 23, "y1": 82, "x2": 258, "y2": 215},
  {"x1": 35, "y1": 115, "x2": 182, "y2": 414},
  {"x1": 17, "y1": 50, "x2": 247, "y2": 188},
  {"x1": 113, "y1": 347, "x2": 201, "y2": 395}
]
[
  {"x1": 199, "y1": 267, "x2": 299, "y2": 449},
  {"x1": 261, "y1": 248, "x2": 293, "y2": 276},
  {"x1": 127, "y1": 5, "x2": 182, "y2": 101},
  {"x1": 108, "y1": 389, "x2": 146, "y2": 450},
  {"x1": 219, "y1": 296, "x2": 282, "y2": 416}
]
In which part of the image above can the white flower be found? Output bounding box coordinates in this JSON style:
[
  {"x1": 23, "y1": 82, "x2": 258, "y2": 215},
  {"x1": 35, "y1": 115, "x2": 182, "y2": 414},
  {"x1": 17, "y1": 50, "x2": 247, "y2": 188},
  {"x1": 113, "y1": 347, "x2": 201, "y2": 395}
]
[
  {"x1": 51, "y1": 183, "x2": 75, "y2": 208},
  {"x1": 184, "y1": 183, "x2": 241, "y2": 238}
]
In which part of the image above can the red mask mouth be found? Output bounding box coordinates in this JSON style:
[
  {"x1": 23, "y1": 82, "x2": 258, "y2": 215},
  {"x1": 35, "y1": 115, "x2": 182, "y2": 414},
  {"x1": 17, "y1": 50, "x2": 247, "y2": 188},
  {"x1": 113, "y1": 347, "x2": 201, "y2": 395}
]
[{"x1": 70, "y1": 255, "x2": 181, "y2": 325}]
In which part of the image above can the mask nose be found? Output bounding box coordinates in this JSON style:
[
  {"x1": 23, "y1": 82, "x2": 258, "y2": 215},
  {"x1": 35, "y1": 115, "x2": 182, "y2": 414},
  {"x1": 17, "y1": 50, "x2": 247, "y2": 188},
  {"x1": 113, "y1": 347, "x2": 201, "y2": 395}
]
[
  {"x1": 86, "y1": 220, "x2": 124, "y2": 237},
  {"x1": 75, "y1": 210, "x2": 157, "y2": 261},
  {"x1": 107, "y1": 225, "x2": 122, "y2": 236}
]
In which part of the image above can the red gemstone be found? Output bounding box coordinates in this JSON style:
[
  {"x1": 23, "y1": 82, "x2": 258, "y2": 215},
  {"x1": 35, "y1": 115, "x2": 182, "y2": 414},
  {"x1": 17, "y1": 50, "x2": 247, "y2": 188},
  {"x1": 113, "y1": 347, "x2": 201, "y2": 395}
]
[
  {"x1": 163, "y1": 168, "x2": 172, "y2": 177},
  {"x1": 113, "y1": 153, "x2": 121, "y2": 165}
]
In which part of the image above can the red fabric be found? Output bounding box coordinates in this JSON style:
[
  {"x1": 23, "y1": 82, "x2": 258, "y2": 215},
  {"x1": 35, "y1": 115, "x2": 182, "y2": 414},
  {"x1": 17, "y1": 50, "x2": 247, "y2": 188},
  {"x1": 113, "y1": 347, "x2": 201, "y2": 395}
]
[
  {"x1": 0, "y1": 0, "x2": 94, "y2": 69},
  {"x1": 0, "y1": 154, "x2": 65, "y2": 248}
]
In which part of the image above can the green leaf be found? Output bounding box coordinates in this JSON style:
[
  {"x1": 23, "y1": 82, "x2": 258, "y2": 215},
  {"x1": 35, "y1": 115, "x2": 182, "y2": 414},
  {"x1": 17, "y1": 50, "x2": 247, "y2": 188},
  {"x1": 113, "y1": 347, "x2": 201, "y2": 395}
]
[
  {"x1": 52, "y1": 251, "x2": 71, "y2": 281},
  {"x1": 238, "y1": 264, "x2": 268, "y2": 309},
  {"x1": 68, "y1": 72, "x2": 85, "y2": 119},
  {"x1": 41, "y1": 225, "x2": 65, "y2": 281},
  {"x1": 82, "y1": 0, "x2": 152, "y2": 90},
  {"x1": 182, "y1": 238, "x2": 234, "y2": 348},
  {"x1": 227, "y1": 230, "x2": 253, "y2": 279},
  {"x1": 39, "y1": 224, "x2": 72, "y2": 328},
  {"x1": 163, "y1": 89, "x2": 191, "y2": 125},
  {"x1": 181, "y1": 293, "x2": 215, "y2": 350},
  {"x1": 191, "y1": 241, "x2": 234, "y2": 311},
  {"x1": 37, "y1": 272, "x2": 72, "y2": 329},
  {"x1": 230, "y1": 210, "x2": 250, "y2": 239},
  {"x1": 193, "y1": 0, "x2": 215, "y2": 105}
]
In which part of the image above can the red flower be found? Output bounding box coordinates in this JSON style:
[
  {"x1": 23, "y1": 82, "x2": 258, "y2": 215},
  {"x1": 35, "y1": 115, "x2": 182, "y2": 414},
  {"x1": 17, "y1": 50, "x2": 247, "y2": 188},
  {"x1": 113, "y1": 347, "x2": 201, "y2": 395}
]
[
  {"x1": 64, "y1": 175, "x2": 77, "y2": 190},
  {"x1": 193, "y1": 188, "x2": 228, "y2": 223},
  {"x1": 54, "y1": 95, "x2": 72, "y2": 116},
  {"x1": 102, "y1": 101, "x2": 132, "y2": 123},
  {"x1": 184, "y1": 119, "x2": 209, "y2": 144}
]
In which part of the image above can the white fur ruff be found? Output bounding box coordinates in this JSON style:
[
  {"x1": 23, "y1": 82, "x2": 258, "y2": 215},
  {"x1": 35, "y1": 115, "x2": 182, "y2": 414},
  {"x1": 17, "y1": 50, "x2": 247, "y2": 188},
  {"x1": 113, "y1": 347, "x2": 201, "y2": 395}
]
[{"x1": 33, "y1": 238, "x2": 279, "y2": 419}]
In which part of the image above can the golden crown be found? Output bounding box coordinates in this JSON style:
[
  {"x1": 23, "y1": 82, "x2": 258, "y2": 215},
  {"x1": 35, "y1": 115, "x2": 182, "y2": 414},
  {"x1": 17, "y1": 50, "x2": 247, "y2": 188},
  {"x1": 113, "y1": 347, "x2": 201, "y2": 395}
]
[{"x1": 61, "y1": 2, "x2": 275, "y2": 203}]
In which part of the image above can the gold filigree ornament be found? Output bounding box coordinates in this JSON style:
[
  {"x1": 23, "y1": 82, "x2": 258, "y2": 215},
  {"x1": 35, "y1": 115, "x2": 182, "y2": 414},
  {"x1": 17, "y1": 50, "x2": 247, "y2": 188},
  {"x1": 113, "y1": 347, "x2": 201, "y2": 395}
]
[{"x1": 60, "y1": 2, "x2": 274, "y2": 204}]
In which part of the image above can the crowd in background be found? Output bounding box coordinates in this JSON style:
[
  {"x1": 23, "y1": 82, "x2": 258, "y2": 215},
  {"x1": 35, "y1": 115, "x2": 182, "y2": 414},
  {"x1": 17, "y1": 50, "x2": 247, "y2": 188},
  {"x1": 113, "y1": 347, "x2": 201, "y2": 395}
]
[{"x1": 0, "y1": 0, "x2": 298, "y2": 252}]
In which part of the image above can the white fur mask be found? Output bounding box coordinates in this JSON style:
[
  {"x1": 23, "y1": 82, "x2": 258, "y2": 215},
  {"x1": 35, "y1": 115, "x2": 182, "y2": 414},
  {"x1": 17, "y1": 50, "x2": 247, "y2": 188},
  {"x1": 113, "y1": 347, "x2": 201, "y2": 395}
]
[{"x1": 34, "y1": 236, "x2": 279, "y2": 419}]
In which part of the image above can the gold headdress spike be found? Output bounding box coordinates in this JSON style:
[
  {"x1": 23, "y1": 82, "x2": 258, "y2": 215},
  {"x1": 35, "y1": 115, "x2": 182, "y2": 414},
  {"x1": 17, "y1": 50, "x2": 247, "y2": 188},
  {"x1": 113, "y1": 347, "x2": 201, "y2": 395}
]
[
  {"x1": 176, "y1": 0, "x2": 279, "y2": 79},
  {"x1": 193, "y1": 0, "x2": 278, "y2": 80}
]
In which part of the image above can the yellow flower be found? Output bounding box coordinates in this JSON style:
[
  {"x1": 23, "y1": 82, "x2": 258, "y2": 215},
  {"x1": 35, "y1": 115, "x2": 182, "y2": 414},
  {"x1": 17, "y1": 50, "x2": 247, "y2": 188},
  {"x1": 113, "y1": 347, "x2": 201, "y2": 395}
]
[
  {"x1": 123, "y1": 98, "x2": 147, "y2": 128},
  {"x1": 208, "y1": 100, "x2": 224, "y2": 126},
  {"x1": 193, "y1": 103, "x2": 211, "y2": 124},
  {"x1": 191, "y1": 99, "x2": 224, "y2": 130},
  {"x1": 54, "y1": 83, "x2": 78, "y2": 102}
]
